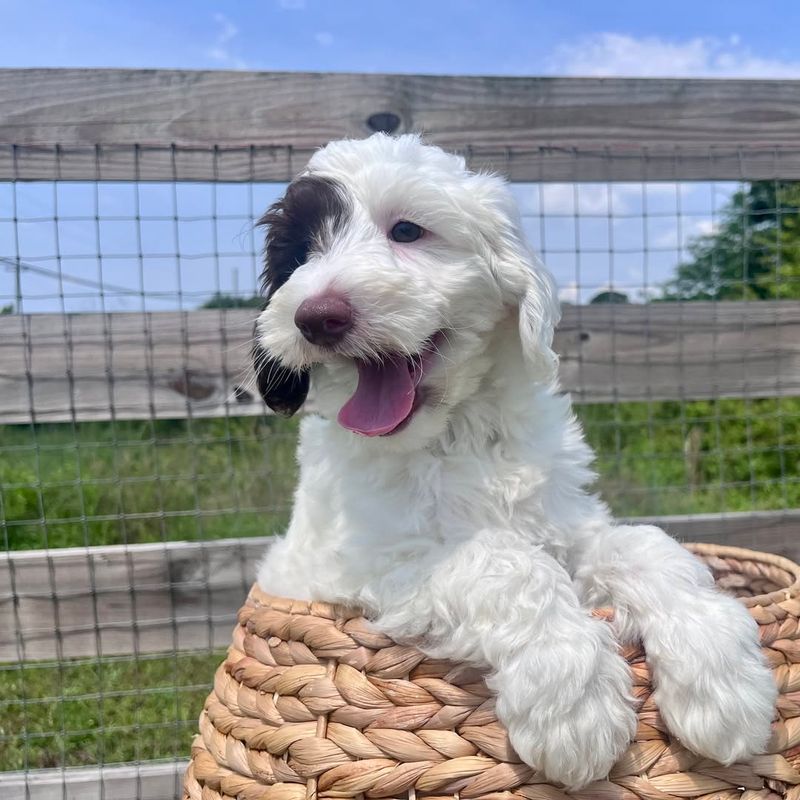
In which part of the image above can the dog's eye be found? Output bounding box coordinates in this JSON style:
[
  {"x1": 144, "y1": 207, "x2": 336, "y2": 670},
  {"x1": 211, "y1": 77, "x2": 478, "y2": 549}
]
[{"x1": 390, "y1": 220, "x2": 424, "y2": 243}]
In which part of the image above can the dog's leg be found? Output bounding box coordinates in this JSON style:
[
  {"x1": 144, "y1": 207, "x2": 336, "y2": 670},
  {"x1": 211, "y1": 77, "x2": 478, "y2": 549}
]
[
  {"x1": 371, "y1": 529, "x2": 636, "y2": 790},
  {"x1": 573, "y1": 524, "x2": 776, "y2": 764}
]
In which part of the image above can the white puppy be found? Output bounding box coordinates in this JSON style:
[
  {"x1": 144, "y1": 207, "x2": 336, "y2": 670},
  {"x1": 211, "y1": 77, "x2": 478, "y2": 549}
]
[{"x1": 252, "y1": 133, "x2": 775, "y2": 789}]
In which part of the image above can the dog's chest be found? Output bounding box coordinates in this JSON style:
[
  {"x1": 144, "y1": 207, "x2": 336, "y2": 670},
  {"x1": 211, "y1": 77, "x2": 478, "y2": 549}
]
[
  {"x1": 280, "y1": 420, "x2": 575, "y2": 602},
  {"x1": 302, "y1": 433, "x2": 547, "y2": 545}
]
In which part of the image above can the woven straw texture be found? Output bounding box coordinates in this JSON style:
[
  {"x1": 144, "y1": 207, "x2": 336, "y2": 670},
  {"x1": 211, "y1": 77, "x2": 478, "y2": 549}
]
[{"x1": 184, "y1": 543, "x2": 800, "y2": 800}]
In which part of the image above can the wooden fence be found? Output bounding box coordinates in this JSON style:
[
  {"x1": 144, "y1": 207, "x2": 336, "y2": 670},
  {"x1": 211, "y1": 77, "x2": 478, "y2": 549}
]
[
  {"x1": 2, "y1": 302, "x2": 799, "y2": 424},
  {"x1": 2, "y1": 510, "x2": 799, "y2": 663},
  {"x1": 2, "y1": 68, "x2": 800, "y2": 799},
  {"x1": 2, "y1": 70, "x2": 800, "y2": 181}
]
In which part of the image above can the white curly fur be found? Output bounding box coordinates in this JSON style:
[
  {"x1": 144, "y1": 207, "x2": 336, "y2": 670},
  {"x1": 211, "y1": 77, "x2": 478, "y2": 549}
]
[{"x1": 255, "y1": 134, "x2": 776, "y2": 789}]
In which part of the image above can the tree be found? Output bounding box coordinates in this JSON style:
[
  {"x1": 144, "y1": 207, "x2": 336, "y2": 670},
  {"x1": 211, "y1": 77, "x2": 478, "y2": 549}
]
[
  {"x1": 590, "y1": 290, "x2": 629, "y2": 304},
  {"x1": 201, "y1": 293, "x2": 262, "y2": 309},
  {"x1": 662, "y1": 182, "x2": 800, "y2": 301}
]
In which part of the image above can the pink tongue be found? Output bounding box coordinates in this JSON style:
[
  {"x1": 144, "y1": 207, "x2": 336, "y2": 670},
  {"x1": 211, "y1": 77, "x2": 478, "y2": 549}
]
[{"x1": 337, "y1": 357, "x2": 415, "y2": 436}]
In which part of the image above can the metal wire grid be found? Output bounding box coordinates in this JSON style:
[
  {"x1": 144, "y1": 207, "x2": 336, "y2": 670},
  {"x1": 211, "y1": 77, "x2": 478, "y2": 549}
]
[
  {"x1": 0, "y1": 143, "x2": 798, "y2": 793},
  {"x1": 530, "y1": 173, "x2": 798, "y2": 517}
]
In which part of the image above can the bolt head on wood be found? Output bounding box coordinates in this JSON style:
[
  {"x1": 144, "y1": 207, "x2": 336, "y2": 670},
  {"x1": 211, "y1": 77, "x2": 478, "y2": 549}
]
[{"x1": 366, "y1": 112, "x2": 401, "y2": 134}]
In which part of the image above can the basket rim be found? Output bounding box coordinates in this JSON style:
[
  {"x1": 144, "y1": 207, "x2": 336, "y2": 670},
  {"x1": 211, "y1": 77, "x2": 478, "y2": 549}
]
[
  {"x1": 685, "y1": 541, "x2": 800, "y2": 607},
  {"x1": 251, "y1": 543, "x2": 800, "y2": 620}
]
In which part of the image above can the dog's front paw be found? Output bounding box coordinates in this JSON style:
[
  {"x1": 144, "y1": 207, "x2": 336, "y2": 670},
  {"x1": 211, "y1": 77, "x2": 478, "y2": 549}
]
[
  {"x1": 654, "y1": 599, "x2": 777, "y2": 763},
  {"x1": 495, "y1": 634, "x2": 636, "y2": 789}
]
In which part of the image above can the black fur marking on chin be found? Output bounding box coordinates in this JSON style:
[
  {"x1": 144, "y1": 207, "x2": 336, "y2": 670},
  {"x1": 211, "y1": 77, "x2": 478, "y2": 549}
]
[
  {"x1": 252, "y1": 340, "x2": 310, "y2": 417},
  {"x1": 252, "y1": 175, "x2": 350, "y2": 415}
]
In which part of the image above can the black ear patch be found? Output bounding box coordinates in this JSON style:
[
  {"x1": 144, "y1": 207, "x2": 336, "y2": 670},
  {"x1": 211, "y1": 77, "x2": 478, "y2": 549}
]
[
  {"x1": 252, "y1": 176, "x2": 349, "y2": 416},
  {"x1": 258, "y1": 176, "x2": 349, "y2": 296}
]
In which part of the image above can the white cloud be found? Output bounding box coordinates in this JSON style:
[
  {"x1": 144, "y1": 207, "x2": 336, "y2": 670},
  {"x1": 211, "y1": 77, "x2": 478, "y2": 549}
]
[
  {"x1": 652, "y1": 217, "x2": 718, "y2": 249},
  {"x1": 550, "y1": 33, "x2": 800, "y2": 78},
  {"x1": 315, "y1": 31, "x2": 334, "y2": 47},
  {"x1": 213, "y1": 12, "x2": 238, "y2": 44},
  {"x1": 530, "y1": 182, "x2": 676, "y2": 216},
  {"x1": 558, "y1": 281, "x2": 580, "y2": 304},
  {"x1": 695, "y1": 219, "x2": 718, "y2": 237},
  {"x1": 206, "y1": 13, "x2": 248, "y2": 69}
]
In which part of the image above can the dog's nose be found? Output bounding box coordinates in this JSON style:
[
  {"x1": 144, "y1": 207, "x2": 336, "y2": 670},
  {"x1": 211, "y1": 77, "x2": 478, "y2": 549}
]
[{"x1": 294, "y1": 294, "x2": 354, "y2": 346}]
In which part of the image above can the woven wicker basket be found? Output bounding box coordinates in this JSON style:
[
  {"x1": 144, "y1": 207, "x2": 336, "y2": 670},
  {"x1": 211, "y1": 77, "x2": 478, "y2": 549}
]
[{"x1": 183, "y1": 543, "x2": 800, "y2": 800}]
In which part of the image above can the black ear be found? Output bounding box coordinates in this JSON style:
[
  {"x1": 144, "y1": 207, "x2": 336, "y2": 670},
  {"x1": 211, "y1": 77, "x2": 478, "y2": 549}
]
[{"x1": 252, "y1": 338, "x2": 309, "y2": 417}]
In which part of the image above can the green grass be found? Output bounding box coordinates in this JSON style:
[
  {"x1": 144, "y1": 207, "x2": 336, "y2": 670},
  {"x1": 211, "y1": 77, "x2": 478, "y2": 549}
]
[
  {"x1": 1, "y1": 415, "x2": 299, "y2": 551},
  {"x1": 2, "y1": 399, "x2": 799, "y2": 552},
  {"x1": 1, "y1": 399, "x2": 799, "y2": 772},
  {"x1": 578, "y1": 396, "x2": 800, "y2": 517},
  {"x1": 0, "y1": 417, "x2": 296, "y2": 770},
  {"x1": 0, "y1": 651, "x2": 223, "y2": 771}
]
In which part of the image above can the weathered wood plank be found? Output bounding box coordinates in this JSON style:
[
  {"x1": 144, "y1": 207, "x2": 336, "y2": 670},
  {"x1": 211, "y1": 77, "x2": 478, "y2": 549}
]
[
  {"x1": 0, "y1": 760, "x2": 185, "y2": 800},
  {"x1": 5, "y1": 142, "x2": 800, "y2": 183},
  {"x1": 556, "y1": 301, "x2": 800, "y2": 403},
  {"x1": 0, "y1": 537, "x2": 265, "y2": 661},
  {"x1": 635, "y1": 510, "x2": 800, "y2": 559},
  {"x1": 1, "y1": 302, "x2": 799, "y2": 424},
  {"x1": 1, "y1": 70, "x2": 800, "y2": 181},
  {"x1": 0, "y1": 310, "x2": 266, "y2": 424},
  {"x1": 1, "y1": 511, "x2": 798, "y2": 662}
]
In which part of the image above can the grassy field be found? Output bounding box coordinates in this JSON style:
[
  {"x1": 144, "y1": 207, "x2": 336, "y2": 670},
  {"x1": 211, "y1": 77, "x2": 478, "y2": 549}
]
[
  {"x1": 1, "y1": 397, "x2": 798, "y2": 771},
  {"x1": 581, "y1": 396, "x2": 800, "y2": 516},
  {"x1": 0, "y1": 651, "x2": 222, "y2": 771},
  {"x1": 2, "y1": 397, "x2": 798, "y2": 552},
  {"x1": 1, "y1": 415, "x2": 299, "y2": 551}
]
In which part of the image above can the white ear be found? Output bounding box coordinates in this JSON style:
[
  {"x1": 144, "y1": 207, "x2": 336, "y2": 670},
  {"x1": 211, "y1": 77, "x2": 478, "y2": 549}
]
[
  {"x1": 515, "y1": 249, "x2": 561, "y2": 378},
  {"x1": 477, "y1": 175, "x2": 561, "y2": 381}
]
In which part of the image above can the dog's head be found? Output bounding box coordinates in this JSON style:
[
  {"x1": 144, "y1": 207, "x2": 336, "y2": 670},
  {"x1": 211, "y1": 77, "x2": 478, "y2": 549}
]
[{"x1": 253, "y1": 133, "x2": 559, "y2": 447}]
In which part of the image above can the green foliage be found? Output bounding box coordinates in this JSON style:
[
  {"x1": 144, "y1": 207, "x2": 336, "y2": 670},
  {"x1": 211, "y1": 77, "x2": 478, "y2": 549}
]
[
  {"x1": 2, "y1": 399, "x2": 798, "y2": 550},
  {"x1": 589, "y1": 290, "x2": 629, "y2": 304},
  {"x1": 577, "y1": 397, "x2": 800, "y2": 516},
  {"x1": 0, "y1": 304, "x2": 13, "y2": 315},
  {"x1": 662, "y1": 181, "x2": 800, "y2": 300},
  {"x1": 0, "y1": 651, "x2": 223, "y2": 770},
  {"x1": 1, "y1": 416, "x2": 299, "y2": 550},
  {"x1": 201, "y1": 292, "x2": 262, "y2": 309}
]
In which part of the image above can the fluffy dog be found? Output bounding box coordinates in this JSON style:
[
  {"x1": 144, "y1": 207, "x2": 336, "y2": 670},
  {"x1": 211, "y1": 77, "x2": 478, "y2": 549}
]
[{"x1": 252, "y1": 133, "x2": 776, "y2": 788}]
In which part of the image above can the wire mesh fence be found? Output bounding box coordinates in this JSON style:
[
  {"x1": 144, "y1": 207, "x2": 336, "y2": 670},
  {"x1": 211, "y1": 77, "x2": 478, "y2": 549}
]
[{"x1": 1, "y1": 137, "x2": 799, "y2": 795}]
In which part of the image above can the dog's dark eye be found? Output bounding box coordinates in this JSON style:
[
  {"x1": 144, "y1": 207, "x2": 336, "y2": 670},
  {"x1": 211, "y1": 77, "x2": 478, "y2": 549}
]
[{"x1": 390, "y1": 220, "x2": 424, "y2": 243}]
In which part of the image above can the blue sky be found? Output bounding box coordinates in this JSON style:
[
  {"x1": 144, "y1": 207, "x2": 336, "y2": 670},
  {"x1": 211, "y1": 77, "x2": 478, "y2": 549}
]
[
  {"x1": 2, "y1": 1, "x2": 798, "y2": 312},
  {"x1": 2, "y1": 0, "x2": 800, "y2": 77}
]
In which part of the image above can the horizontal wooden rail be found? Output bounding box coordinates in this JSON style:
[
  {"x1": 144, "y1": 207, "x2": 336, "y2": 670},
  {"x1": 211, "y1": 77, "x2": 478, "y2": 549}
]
[
  {"x1": 2, "y1": 70, "x2": 800, "y2": 181},
  {"x1": 0, "y1": 760, "x2": 185, "y2": 800},
  {"x1": 0, "y1": 537, "x2": 263, "y2": 661},
  {"x1": 2, "y1": 510, "x2": 798, "y2": 662},
  {"x1": 0, "y1": 310, "x2": 263, "y2": 424},
  {"x1": 1, "y1": 302, "x2": 799, "y2": 424}
]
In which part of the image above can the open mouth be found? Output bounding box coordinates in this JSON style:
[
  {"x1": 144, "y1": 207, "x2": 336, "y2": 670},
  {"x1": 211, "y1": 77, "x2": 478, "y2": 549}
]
[{"x1": 337, "y1": 333, "x2": 442, "y2": 437}]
